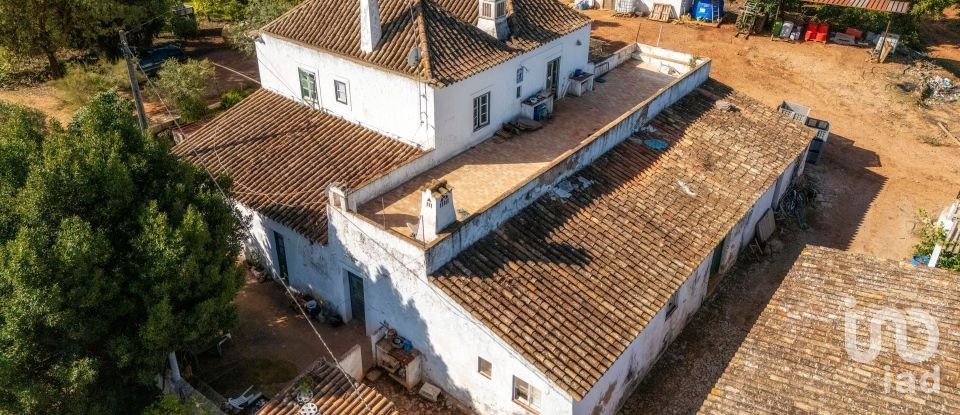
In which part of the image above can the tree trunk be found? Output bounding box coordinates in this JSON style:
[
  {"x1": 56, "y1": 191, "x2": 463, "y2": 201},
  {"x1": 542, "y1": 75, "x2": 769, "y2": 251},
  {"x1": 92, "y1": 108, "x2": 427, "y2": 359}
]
[{"x1": 45, "y1": 49, "x2": 62, "y2": 79}]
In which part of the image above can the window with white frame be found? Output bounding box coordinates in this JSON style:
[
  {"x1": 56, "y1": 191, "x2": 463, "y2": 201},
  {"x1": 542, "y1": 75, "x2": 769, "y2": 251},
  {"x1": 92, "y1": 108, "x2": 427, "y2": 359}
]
[
  {"x1": 478, "y1": 357, "x2": 492, "y2": 378},
  {"x1": 516, "y1": 67, "x2": 524, "y2": 83},
  {"x1": 513, "y1": 376, "x2": 542, "y2": 410},
  {"x1": 473, "y1": 92, "x2": 490, "y2": 131},
  {"x1": 334, "y1": 80, "x2": 348, "y2": 104},
  {"x1": 516, "y1": 85, "x2": 522, "y2": 99},
  {"x1": 298, "y1": 68, "x2": 318, "y2": 106}
]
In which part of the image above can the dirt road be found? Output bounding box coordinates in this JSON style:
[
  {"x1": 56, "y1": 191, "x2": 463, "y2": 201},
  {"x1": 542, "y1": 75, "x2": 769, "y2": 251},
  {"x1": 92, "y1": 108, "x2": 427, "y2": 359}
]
[
  {"x1": 583, "y1": 10, "x2": 960, "y2": 414},
  {"x1": 588, "y1": 11, "x2": 960, "y2": 260}
]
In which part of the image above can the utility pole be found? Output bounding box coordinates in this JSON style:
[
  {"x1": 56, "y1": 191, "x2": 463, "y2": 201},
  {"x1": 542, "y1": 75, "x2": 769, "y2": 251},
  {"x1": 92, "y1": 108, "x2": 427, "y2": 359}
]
[{"x1": 119, "y1": 30, "x2": 149, "y2": 132}]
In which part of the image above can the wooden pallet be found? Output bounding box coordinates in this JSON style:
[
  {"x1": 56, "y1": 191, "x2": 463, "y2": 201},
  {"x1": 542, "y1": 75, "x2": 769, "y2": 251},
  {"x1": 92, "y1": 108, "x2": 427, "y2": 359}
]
[{"x1": 649, "y1": 3, "x2": 672, "y2": 22}]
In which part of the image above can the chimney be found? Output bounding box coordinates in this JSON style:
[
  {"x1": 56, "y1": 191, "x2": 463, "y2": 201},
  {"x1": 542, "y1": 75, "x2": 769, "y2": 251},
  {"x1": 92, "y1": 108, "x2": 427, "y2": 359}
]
[
  {"x1": 359, "y1": 0, "x2": 382, "y2": 53},
  {"x1": 477, "y1": 0, "x2": 510, "y2": 41},
  {"x1": 414, "y1": 180, "x2": 456, "y2": 242}
]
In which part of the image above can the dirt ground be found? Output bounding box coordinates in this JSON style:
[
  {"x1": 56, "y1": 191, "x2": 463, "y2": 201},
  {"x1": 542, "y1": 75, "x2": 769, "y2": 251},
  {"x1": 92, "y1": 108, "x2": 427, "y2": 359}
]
[
  {"x1": 582, "y1": 9, "x2": 960, "y2": 414},
  {"x1": 0, "y1": 22, "x2": 259, "y2": 126},
  {"x1": 192, "y1": 272, "x2": 366, "y2": 399}
]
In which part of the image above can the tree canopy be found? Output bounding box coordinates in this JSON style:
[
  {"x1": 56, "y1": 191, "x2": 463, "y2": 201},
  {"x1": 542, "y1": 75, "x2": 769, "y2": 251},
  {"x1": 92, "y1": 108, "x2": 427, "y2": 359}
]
[
  {"x1": 0, "y1": 0, "x2": 173, "y2": 76},
  {"x1": 0, "y1": 92, "x2": 244, "y2": 414}
]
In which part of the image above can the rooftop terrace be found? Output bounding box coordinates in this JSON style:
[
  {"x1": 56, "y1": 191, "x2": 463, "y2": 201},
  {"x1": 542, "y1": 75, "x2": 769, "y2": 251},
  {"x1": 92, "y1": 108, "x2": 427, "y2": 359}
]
[{"x1": 359, "y1": 58, "x2": 681, "y2": 237}]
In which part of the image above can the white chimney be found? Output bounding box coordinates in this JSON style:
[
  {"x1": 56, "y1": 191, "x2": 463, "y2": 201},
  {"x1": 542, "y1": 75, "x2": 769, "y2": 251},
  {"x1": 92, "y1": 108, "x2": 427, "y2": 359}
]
[
  {"x1": 359, "y1": 0, "x2": 382, "y2": 53},
  {"x1": 477, "y1": 0, "x2": 510, "y2": 41},
  {"x1": 414, "y1": 180, "x2": 456, "y2": 242}
]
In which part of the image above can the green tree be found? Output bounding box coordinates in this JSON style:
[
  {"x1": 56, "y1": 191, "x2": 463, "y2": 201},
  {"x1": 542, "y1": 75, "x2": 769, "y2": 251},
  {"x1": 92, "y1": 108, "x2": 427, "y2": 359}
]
[
  {"x1": 156, "y1": 59, "x2": 215, "y2": 122},
  {"x1": 0, "y1": 0, "x2": 173, "y2": 77},
  {"x1": 224, "y1": 0, "x2": 303, "y2": 55},
  {"x1": 143, "y1": 394, "x2": 211, "y2": 415},
  {"x1": 0, "y1": 93, "x2": 243, "y2": 414}
]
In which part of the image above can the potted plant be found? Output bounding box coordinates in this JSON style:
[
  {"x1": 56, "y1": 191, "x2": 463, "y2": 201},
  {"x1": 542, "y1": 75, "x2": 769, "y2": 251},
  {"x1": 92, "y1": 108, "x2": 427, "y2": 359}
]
[{"x1": 295, "y1": 377, "x2": 315, "y2": 404}]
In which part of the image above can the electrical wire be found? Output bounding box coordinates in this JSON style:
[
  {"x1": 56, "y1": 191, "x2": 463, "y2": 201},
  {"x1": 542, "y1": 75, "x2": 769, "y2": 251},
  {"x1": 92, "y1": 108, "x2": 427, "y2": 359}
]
[
  {"x1": 154, "y1": 16, "x2": 562, "y2": 394},
  {"x1": 133, "y1": 59, "x2": 377, "y2": 415}
]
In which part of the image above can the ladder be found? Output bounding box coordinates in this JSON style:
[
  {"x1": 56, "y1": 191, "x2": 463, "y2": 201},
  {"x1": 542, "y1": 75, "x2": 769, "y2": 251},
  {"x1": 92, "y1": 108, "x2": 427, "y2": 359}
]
[
  {"x1": 710, "y1": 0, "x2": 722, "y2": 23},
  {"x1": 735, "y1": 0, "x2": 761, "y2": 38}
]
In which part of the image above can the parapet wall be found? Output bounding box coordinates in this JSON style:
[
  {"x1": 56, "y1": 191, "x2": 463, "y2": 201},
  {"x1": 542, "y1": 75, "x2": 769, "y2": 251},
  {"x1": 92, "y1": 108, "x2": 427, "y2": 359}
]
[{"x1": 424, "y1": 46, "x2": 712, "y2": 273}]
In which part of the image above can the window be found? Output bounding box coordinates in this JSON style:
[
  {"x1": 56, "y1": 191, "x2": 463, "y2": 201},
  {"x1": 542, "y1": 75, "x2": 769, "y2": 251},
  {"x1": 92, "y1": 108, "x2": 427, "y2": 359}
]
[
  {"x1": 273, "y1": 231, "x2": 289, "y2": 280},
  {"x1": 478, "y1": 357, "x2": 492, "y2": 379},
  {"x1": 513, "y1": 376, "x2": 542, "y2": 411},
  {"x1": 298, "y1": 68, "x2": 318, "y2": 106},
  {"x1": 516, "y1": 67, "x2": 524, "y2": 83},
  {"x1": 472, "y1": 92, "x2": 490, "y2": 131},
  {"x1": 665, "y1": 294, "x2": 678, "y2": 319},
  {"x1": 516, "y1": 85, "x2": 522, "y2": 99},
  {"x1": 479, "y1": 0, "x2": 505, "y2": 18},
  {"x1": 334, "y1": 80, "x2": 348, "y2": 104}
]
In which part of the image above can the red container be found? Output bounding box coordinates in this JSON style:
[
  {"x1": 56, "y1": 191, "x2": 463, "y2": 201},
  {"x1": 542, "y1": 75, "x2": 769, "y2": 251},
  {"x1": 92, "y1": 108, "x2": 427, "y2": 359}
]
[
  {"x1": 816, "y1": 32, "x2": 827, "y2": 42},
  {"x1": 845, "y1": 27, "x2": 863, "y2": 40},
  {"x1": 806, "y1": 22, "x2": 819, "y2": 33},
  {"x1": 818, "y1": 23, "x2": 829, "y2": 34}
]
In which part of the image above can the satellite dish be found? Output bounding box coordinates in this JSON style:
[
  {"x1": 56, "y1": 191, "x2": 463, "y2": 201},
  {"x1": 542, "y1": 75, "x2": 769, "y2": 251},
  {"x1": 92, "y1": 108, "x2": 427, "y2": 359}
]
[{"x1": 406, "y1": 46, "x2": 421, "y2": 68}]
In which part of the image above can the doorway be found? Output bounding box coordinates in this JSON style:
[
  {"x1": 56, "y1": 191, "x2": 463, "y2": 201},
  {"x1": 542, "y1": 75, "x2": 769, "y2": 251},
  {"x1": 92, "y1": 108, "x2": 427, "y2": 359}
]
[
  {"x1": 546, "y1": 57, "x2": 560, "y2": 95},
  {"x1": 348, "y1": 272, "x2": 365, "y2": 321},
  {"x1": 707, "y1": 237, "x2": 726, "y2": 295},
  {"x1": 273, "y1": 231, "x2": 288, "y2": 281}
]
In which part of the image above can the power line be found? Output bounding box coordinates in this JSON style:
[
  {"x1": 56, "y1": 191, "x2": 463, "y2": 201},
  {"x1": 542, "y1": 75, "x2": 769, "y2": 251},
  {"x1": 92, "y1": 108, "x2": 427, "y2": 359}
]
[
  {"x1": 160, "y1": 19, "x2": 562, "y2": 394},
  {"x1": 134, "y1": 62, "x2": 376, "y2": 415}
]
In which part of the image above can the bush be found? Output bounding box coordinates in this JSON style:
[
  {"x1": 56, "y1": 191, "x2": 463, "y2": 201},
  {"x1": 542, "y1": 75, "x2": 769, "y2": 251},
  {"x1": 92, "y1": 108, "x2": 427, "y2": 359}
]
[
  {"x1": 170, "y1": 15, "x2": 200, "y2": 39},
  {"x1": 156, "y1": 59, "x2": 215, "y2": 122},
  {"x1": 51, "y1": 60, "x2": 132, "y2": 108},
  {"x1": 143, "y1": 395, "x2": 211, "y2": 415},
  {"x1": 195, "y1": 0, "x2": 246, "y2": 21},
  {"x1": 220, "y1": 87, "x2": 251, "y2": 109}
]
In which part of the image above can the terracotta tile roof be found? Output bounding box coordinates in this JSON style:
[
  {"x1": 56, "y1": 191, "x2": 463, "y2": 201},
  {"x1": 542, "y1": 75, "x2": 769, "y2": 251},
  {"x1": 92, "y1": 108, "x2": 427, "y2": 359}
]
[
  {"x1": 257, "y1": 360, "x2": 399, "y2": 415},
  {"x1": 261, "y1": 0, "x2": 591, "y2": 87},
  {"x1": 172, "y1": 89, "x2": 423, "y2": 244},
  {"x1": 699, "y1": 246, "x2": 960, "y2": 414},
  {"x1": 430, "y1": 80, "x2": 812, "y2": 399},
  {"x1": 803, "y1": 0, "x2": 910, "y2": 13}
]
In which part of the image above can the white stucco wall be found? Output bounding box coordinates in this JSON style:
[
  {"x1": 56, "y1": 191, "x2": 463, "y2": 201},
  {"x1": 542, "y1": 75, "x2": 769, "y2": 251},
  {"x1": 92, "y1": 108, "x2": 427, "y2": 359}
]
[
  {"x1": 431, "y1": 25, "x2": 592, "y2": 160},
  {"x1": 425, "y1": 55, "x2": 712, "y2": 273},
  {"x1": 238, "y1": 203, "x2": 347, "y2": 317},
  {"x1": 327, "y1": 208, "x2": 575, "y2": 415},
  {"x1": 574, "y1": 255, "x2": 711, "y2": 415},
  {"x1": 572, "y1": 149, "x2": 807, "y2": 414},
  {"x1": 255, "y1": 33, "x2": 436, "y2": 149}
]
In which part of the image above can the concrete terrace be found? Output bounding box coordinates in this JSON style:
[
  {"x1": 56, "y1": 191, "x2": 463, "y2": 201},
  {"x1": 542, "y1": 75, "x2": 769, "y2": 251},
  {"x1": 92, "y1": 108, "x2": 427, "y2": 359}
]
[{"x1": 359, "y1": 59, "x2": 677, "y2": 235}]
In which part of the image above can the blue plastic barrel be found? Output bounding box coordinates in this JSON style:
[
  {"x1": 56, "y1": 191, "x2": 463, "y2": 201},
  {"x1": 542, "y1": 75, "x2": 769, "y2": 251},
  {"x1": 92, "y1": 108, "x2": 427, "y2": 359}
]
[{"x1": 693, "y1": 0, "x2": 723, "y2": 21}]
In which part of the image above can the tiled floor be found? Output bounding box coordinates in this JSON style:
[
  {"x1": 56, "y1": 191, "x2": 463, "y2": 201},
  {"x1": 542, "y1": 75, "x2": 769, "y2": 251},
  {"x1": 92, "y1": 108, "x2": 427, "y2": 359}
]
[{"x1": 359, "y1": 60, "x2": 676, "y2": 235}]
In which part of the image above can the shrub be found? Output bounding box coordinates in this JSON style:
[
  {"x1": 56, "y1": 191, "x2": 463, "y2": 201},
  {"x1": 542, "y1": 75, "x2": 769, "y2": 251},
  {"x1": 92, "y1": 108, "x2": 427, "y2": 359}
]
[
  {"x1": 170, "y1": 15, "x2": 200, "y2": 39},
  {"x1": 219, "y1": 87, "x2": 251, "y2": 109},
  {"x1": 195, "y1": 0, "x2": 246, "y2": 21},
  {"x1": 51, "y1": 60, "x2": 132, "y2": 108},
  {"x1": 156, "y1": 59, "x2": 215, "y2": 122}
]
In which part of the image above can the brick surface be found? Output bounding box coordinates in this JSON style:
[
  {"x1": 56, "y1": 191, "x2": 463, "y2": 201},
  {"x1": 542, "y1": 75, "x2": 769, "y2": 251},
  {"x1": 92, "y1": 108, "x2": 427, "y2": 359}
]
[
  {"x1": 430, "y1": 80, "x2": 812, "y2": 399},
  {"x1": 173, "y1": 89, "x2": 423, "y2": 243},
  {"x1": 263, "y1": 0, "x2": 591, "y2": 87},
  {"x1": 699, "y1": 246, "x2": 960, "y2": 414}
]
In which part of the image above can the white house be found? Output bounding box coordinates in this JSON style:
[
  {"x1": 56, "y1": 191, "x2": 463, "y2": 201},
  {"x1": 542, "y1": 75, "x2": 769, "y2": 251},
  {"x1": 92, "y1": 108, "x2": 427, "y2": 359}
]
[{"x1": 173, "y1": 0, "x2": 815, "y2": 412}]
